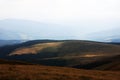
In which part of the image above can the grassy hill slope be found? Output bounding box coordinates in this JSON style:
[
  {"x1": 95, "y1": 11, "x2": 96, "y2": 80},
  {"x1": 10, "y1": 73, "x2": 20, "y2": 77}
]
[
  {"x1": 0, "y1": 64, "x2": 119, "y2": 80},
  {"x1": 0, "y1": 59, "x2": 32, "y2": 65},
  {"x1": 0, "y1": 40, "x2": 120, "y2": 70},
  {"x1": 94, "y1": 55, "x2": 120, "y2": 71}
]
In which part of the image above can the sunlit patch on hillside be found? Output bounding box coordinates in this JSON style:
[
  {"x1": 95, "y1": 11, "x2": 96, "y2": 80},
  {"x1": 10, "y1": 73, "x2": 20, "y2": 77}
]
[
  {"x1": 83, "y1": 54, "x2": 103, "y2": 57},
  {"x1": 9, "y1": 42, "x2": 63, "y2": 56}
]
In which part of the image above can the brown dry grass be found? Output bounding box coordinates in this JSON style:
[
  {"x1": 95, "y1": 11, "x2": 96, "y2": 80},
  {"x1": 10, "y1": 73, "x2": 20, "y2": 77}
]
[{"x1": 0, "y1": 64, "x2": 119, "y2": 80}]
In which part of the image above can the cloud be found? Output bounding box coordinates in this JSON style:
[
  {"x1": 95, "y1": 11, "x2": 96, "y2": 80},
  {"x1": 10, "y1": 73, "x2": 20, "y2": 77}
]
[{"x1": 19, "y1": 33, "x2": 32, "y2": 40}]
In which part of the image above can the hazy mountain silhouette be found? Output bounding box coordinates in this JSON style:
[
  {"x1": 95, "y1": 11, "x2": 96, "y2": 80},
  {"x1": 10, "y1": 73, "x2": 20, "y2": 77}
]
[
  {"x1": 0, "y1": 40, "x2": 23, "y2": 47},
  {"x1": 88, "y1": 28, "x2": 120, "y2": 42},
  {"x1": 0, "y1": 19, "x2": 76, "y2": 40},
  {"x1": 0, "y1": 19, "x2": 120, "y2": 41}
]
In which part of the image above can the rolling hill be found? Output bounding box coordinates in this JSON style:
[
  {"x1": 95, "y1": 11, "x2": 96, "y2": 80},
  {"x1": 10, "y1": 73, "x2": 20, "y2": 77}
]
[{"x1": 0, "y1": 40, "x2": 120, "y2": 70}]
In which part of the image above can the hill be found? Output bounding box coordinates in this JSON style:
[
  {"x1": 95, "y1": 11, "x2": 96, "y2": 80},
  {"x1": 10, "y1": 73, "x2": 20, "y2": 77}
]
[
  {"x1": 0, "y1": 56, "x2": 119, "y2": 80},
  {"x1": 0, "y1": 59, "x2": 32, "y2": 65},
  {"x1": 0, "y1": 40, "x2": 120, "y2": 70},
  {"x1": 94, "y1": 55, "x2": 120, "y2": 71},
  {"x1": 0, "y1": 64, "x2": 119, "y2": 80},
  {"x1": 73, "y1": 55, "x2": 120, "y2": 70},
  {"x1": 108, "y1": 42, "x2": 120, "y2": 45}
]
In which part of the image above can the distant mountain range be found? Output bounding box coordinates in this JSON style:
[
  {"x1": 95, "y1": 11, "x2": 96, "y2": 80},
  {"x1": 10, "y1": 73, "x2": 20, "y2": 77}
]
[
  {"x1": 0, "y1": 19, "x2": 120, "y2": 42},
  {"x1": 88, "y1": 28, "x2": 120, "y2": 42},
  {"x1": 0, "y1": 19, "x2": 76, "y2": 40},
  {"x1": 0, "y1": 40, "x2": 23, "y2": 47}
]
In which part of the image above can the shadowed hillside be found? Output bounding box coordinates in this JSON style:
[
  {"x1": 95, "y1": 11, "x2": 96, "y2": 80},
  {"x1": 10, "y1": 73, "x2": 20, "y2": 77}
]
[
  {"x1": 0, "y1": 57, "x2": 119, "y2": 80},
  {"x1": 73, "y1": 55, "x2": 120, "y2": 70},
  {"x1": 0, "y1": 59, "x2": 32, "y2": 65},
  {"x1": 94, "y1": 55, "x2": 120, "y2": 71},
  {"x1": 0, "y1": 40, "x2": 120, "y2": 70}
]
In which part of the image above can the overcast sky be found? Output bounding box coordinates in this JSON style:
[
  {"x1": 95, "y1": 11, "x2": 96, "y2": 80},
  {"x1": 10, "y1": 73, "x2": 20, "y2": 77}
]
[
  {"x1": 0, "y1": 0, "x2": 120, "y2": 22},
  {"x1": 0, "y1": 0, "x2": 120, "y2": 40}
]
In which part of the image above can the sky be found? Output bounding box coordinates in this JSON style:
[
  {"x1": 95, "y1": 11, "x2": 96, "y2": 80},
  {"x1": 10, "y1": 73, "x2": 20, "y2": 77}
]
[
  {"x1": 0, "y1": 0, "x2": 120, "y2": 40},
  {"x1": 0, "y1": 0, "x2": 120, "y2": 22}
]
